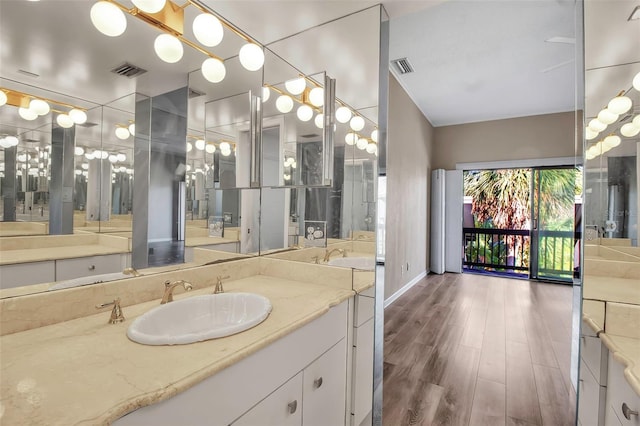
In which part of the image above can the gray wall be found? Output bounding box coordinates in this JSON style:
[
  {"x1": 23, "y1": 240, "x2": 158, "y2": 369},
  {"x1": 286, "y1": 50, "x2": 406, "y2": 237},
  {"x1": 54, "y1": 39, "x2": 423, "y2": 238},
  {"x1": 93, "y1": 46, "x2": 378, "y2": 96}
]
[
  {"x1": 385, "y1": 75, "x2": 435, "y2": 300},
  {"x1": 433, "y1": 111, "x2": 577, "y2": 170}
]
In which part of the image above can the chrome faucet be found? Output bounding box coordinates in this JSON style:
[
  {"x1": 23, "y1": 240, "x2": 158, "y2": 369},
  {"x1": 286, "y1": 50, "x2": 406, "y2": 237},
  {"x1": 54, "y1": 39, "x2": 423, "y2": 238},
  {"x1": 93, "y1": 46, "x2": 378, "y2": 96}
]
[
  {"x1": 123, "y1": 267, "x2": 140, "y2": 277},
  {"x1": 214, "y1": 275, "x2": 230, "y2": 294},
  {"x1": 161, "y1": 280, "x2": 193, "y2": 304},
  {"x1": 323, "y1": 248, "x2": 346, "y2": 262}
]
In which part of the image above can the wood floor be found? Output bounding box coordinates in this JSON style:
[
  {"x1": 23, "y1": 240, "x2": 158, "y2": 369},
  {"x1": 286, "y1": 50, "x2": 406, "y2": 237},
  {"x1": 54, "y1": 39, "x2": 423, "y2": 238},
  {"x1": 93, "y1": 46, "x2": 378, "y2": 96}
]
[{"x1": 383, "y1": 273, "x2": 576, "y2": 426}]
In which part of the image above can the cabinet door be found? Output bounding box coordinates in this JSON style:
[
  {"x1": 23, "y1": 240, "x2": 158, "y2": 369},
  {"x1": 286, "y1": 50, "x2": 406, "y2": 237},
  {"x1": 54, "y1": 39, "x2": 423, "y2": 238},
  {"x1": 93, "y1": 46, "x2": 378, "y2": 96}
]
[
  {"x1": 352, "y1": 318, "x2": 374, "y2": 425},
  {"x1": 579, "y1": 359, "x2": 606, "y2": 426},
  {"x1": 582, "y1": 335, "x2": 608, "y2": 384},
  {"x1": 606, "y1": 354, "x2": 640, "y2": 426},
  {"x1": 303, "y1": 338, "x2": 348, "y2": 426},
  {"x1": 232, "y1": 373, "x2": 302, "y2": 426},
  {"x1": 55, "y1": 254, "x2": 124, "y2": 280}
]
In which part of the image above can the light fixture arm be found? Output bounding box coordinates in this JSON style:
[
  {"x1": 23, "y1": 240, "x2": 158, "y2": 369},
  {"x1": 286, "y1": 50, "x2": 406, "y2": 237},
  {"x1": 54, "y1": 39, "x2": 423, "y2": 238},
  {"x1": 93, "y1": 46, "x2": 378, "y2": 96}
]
[{"x1": 1, "y1": 88, "x2": 86, "y2": 112}]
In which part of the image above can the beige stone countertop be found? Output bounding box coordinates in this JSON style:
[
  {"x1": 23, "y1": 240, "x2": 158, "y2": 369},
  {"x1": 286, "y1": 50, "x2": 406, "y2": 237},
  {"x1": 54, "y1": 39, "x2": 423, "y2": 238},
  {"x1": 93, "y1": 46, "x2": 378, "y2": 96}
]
[
  {"x1": 583, "y1": 275, "x2": 640, "y2": 305},
  {"x1": 0, "y1": 276, "x2": 354, "y2": 425},
  {"x1": 185, "y1": 236, "x2": 239, "y2": 247},
  {"x1": 599, "y1": 333, "x2": 640, "y2": 396},
  {"x1": 0, "y1": 244, "x2": 129, "y2": 265}
]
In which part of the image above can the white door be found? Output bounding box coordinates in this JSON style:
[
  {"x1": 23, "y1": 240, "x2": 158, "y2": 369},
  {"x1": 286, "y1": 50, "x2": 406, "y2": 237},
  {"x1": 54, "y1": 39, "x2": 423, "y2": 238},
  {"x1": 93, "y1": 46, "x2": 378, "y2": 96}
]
[{"x1": 445, "y1": 170, "x2": 463, "y2": 273}]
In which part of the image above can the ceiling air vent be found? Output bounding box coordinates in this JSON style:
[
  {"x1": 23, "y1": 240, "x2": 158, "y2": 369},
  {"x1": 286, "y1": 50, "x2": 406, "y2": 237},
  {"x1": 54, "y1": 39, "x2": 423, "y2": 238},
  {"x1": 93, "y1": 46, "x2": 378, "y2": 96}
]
[
  {"x1": 111, "y1": 63, "x2": 147, "y2": 78},
  {"x1": 391, "y1": 57, "x2": 414, "y2": 74},
  {"x1": 300, "y1": 133, "x2": 320, "y2": 139},
  {"x1": 189, "y1": 88, "x2": 205, "y2": 98}
]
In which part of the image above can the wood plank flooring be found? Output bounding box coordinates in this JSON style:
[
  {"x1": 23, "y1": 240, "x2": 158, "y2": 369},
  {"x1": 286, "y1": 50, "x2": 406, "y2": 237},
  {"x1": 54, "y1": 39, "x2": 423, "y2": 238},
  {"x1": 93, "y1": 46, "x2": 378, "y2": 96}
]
[{"x1": 383, "y1": 273, "x2": 575, "y2": 426}]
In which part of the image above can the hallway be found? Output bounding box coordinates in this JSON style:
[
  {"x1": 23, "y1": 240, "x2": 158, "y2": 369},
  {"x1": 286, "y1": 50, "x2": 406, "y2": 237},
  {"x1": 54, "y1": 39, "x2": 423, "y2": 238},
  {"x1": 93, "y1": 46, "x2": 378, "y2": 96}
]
[{"x1": 383, "y1": 273, "x2": 576, "y2": 426}]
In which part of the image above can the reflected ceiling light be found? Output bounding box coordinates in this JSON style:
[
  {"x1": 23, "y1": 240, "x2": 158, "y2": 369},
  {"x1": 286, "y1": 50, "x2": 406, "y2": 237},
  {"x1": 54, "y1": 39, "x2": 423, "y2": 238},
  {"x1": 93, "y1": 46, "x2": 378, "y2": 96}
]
[
  {"x1": 296, "y1": 105, "x2": 313, "y2": 122},
  {"x1": 366, "y1": 142, "x2": 377, "y2": 154},
  {"x1": 597, "y1": 108, "x2": 618, "y2": 125},
  {"x1": 115, "y1": 127, "x2": 130, "y2": 139},
  {"x1": 117, "y1": 153, "x2": 126, "y2": 162},
  {"x1": 335, "y1": 106, "x2": 352, "y2": 123},
  {"x1": 603, "y1": 134, "x2": 621, "y2": 149},
  {"x1": 219, "y1": 141, "x2": 231, "y2": 151},
  {"x1": 154, "y1": 34, "x2": 183, "y2": 63},
  {"x1": 131, "y1": 0, "x2": 166, "y2": 14},
  {"x1": 81, "y1": 163, "x2": 89, "y2": 170},
  {"x1": 634, "y1": 72, "x2": 640, "y2": 91},
  {"x1": 69, "y1": 108, "x2": 87, "y2": 124},
  {"x1": 262, "y1": 87, "x2": 270, "y2": 103},
  {"x1": 588, "y1": 118, "x2": 607, "y2": 132},
  {"x1": 109, "y1": 155, "x2": 118, "y2": 163},
  {"x1": 74, "y1": 147, "x2": 85, "y2": 156},
  {"x1": 205, "y1": 143, "x2": 216, "y2": 153},
  {"x1": 56, "y1": 113, "x2": 74, "y2": 128},
  {"x1": 128, "y1": 123, "x2": 135, "y2": 135},
  {"x1": 186, "y1": 141, "x2": 193, "y2": 152},
  {"x1": 585, "y1": 127, "x2": 598, "y2": 140},
  {"x1": 85, "y1": 152, "x2": 95, "y2": 160},
  {"x1": 608, "y1": 96, "x2": 632, "y2": 115},
  {"x1": 350, "y1": 116, "x2": 365, "y2": 132},
  {"x1": 193, "y1": 13, "x2": 224, "y2": 47},
  {"x1": 195, "y1": 139, "x2": 206, "y2": 150},
  {"x1": 0, "y1": 91, "x2": 7, "y2": 106},
  {"x1": 309, "y1": 87, "x2": 324, "y2": 107},
  {"x1": 238, "y1": 43, "x2": 264, "y2": 71},
  {"x1": 285, "y1": 77, "x2": 306, "y2": 95},
  {"x1": 620, "y1": 122, "x2": 640, "y2": 137},
  {"x1": 345, "y1": 133, "x2": 357, "y2": 146},
  {"x1": 356, "y1": 137, "x2": 368, "y2": 150},
  {"x1": 18, "y1": 107, "x2": 38, "y2": 121},
  {"x1": 90, "y1": 1, "x2": 127, "y2": 37},
  {"x1": 314, "y1": 114, "x2": 324, "y2": 129},
  {"x1": 29, "y1": 99, "x2": 50, "y2": 116},
  {"x1": 371, "y1": 129, "x2": 379, "y2": 143},
  {"x1": 276, "y1": 95, "x2": 294, "y2": 113},
  {"x1": 201, "y1": 57, "x2": 226, "y2": 83}
]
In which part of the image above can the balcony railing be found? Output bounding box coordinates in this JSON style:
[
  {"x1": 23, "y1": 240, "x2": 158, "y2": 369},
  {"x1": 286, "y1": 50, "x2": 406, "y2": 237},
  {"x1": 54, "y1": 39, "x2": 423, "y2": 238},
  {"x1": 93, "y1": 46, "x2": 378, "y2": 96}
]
[{"x1": 463, "y1": 228, "x2": 530, "y2": 274}]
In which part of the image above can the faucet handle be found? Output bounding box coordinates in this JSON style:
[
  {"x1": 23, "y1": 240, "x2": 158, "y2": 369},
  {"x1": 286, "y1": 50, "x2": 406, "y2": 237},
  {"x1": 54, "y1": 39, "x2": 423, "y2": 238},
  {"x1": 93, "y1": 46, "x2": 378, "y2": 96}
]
[
  {"x1": 214, "y1": 275, "x2": 231, "y2": 294},
  {"x1": 96, "y1": 297, "x2": 125, "y2": 324}
]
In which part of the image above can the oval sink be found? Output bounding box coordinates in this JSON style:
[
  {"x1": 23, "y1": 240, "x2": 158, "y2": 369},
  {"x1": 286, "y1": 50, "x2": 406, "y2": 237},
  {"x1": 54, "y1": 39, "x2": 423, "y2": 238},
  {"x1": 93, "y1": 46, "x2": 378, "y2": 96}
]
[
  {"x1": 127, "y1": 293, "x2": 272, "y2": 345},
  {"x1": 328, "y1": 257, "x2": 375, "y2": 271}
]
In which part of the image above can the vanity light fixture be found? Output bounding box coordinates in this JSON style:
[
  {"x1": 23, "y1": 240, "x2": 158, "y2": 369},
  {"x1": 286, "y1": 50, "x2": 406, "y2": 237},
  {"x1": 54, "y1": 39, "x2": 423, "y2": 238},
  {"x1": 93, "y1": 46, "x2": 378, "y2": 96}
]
[
  {"x1": 350, "y1": 116, "x2": 365, "y2": 132},
  {"x1": 205, "y1": 143, "x2": 216, "y2": 153},
  {"x1": 634, "y1": 72, "x2": 640, "y2": 91},
  {"x1": 366, "y1": 141, "x2": 378, "y2": 154},
  {"x1": 345, "y1": 132, "x2": 357, "y2": 146},
  {"x1": 335, "y1": 106, "x2": 352, "y2": 124},
  {"x1": 588, "y1": 118, "x2": 607, "y2": 132},
  {"x1": 0, "y1": 90, "x2": 7, "y2": 106},
  {"x1": 186, "y1": 141, "x2": 193, "y2": 152},
  {"x1": 0, "y1": 135, "x2": 19, "y2": 148},
  {"x1": 276, "y1": 95, "x2": 294, "y2": 113},
  {"x1": 314, "y1": 114, "x2": 324, "y2": 129},
  {"x1": 370, "y1": 129, "x2": 379, "y2": 143},
  {"x1": 308, "y1": 87, "x2": 324, "y2": 107},
  {"x1": 356, "y1": 137, "x2": 369, "y2": 150},
  {"x1": 602, "y1": 134, "x2": 622, "y2": 149},
  {"x1": 74, "y1": 147, "x2": 85, "y2": 156},
  {"x1": 597, "y1": 108, "x2": 618, "y2": 125},
  {"x1": 585, "y1": 127, "x2": 599, "y2": 140},
  {"x1": 195, "y1": 139, "x2": 206, "y2": 150},
  {"x1": 285, "y1": 77, "x2": 306, "y2": 95},
  {"x1": 115, "y1": 126, "x2": 131, "y2": 140},
  {"x1": 89, "y1": 0, "x2": 264, "y2": 78},
  {"x1": 296, "y1": 105, "x2": 313, "y2": 122},
  {"x1": 620, "y1": 122, "x2": 640, "y2": 137},
  {"x1": 56, "y1": 114, "x2": 74, "y2": 128},
  {"x1": 608, "y1": 94, "x2": 632, "y2": 115},
  {"x1": 262, "y1": 87, "x2": 271, "y2": 103},
  {"x1": 1, "y1": 87, "x2": 87, "y2": 126}
]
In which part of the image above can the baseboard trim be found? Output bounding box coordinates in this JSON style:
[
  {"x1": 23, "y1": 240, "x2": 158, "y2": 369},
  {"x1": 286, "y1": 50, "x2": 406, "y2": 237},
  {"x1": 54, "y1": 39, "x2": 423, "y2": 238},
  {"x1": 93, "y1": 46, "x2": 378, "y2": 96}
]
[{"x1": 384, "y1": 270, "x2": 428, "y2": 308}]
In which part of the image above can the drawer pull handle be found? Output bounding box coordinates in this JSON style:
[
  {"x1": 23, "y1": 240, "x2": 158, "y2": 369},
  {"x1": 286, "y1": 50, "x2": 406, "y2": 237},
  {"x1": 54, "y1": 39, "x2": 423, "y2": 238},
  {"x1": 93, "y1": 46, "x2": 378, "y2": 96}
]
[
  {"x1": 622, "y1": 403, "x2": 638, "y2": 420},
  {"x1": 314, "y1": 377, "x2": 323, "y2": 389},
  {"x1": 287, "y1": 400, "x2": 297, "y2": 414},
  {"x1": 88, "y1": 265, "x2": 96, "y2": 271}
]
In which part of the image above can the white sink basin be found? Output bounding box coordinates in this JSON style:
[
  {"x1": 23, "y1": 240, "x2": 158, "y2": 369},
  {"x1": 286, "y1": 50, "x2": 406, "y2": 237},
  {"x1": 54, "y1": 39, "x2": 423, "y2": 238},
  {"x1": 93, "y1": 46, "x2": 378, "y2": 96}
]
[
  {"x1": 328, "y1": 257, "x2": 375, "y2": 271},
  {"x1": 127, "y1": 293, "x2": 272, "y2": 345}
]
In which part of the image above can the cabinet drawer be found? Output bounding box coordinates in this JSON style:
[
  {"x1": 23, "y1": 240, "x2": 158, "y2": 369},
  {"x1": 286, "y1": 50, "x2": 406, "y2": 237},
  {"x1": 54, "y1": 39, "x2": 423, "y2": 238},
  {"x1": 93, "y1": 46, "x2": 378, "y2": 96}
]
[
  {"x1": 55, "y1": 254, "x2": 124, "y2": 280},
  {"x1": 607, "y1": 355, "x2": 640, "y2": 425},
  {"x1": 607, "y1": 404, "x2": 624, "y2": 426},
  {"x1": 583, "y1": 335, "x2": 608, "y2": 384},
  {"x1": 232, "y1": 372, "x2": 302, "y2": 426},
  {"x1": 0, "y1": 261, "x2": 55, "y2": 288},
  {"x1": 303, "y1": 339, "x2": 347, "y2": 426},
  {"x1": 579, "y1": 359, "x2": 607, "y2": 426}
]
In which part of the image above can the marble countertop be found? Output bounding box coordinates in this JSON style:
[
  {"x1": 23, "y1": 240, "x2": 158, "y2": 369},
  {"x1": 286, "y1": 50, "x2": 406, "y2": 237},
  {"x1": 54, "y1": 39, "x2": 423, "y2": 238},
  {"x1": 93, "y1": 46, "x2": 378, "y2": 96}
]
[
  {"x1": 583, "y1": 276, "x2": 640, "y2": 305},
  {"x1": 0, "y1": 244, "x2": 129, "y2": 265},
  {"x1": 600, "y1": 334, "x2": 640, "y2": 396},
  {"x1": 0, "y1": 276, "x2": 354, "y2": 425},
  {"x1": 184, "y1": 236, "x2": 240, "y2": 247}
]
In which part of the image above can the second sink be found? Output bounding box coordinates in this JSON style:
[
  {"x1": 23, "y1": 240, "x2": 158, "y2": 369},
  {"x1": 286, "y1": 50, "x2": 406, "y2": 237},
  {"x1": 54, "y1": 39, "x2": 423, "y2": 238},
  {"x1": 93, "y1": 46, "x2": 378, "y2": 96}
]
[{"x1": 127, "y1": 292, "x2": 272, "y2": 345}]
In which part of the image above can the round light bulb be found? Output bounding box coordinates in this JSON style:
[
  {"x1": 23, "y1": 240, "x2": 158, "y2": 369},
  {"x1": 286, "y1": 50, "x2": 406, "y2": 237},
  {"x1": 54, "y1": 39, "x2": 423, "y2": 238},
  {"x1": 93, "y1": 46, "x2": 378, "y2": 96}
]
[
  {"x1": 128, "y1": 123, "x2": 135, "y2": 135},
  {"x1": 75, "y1": 170, "x2": 82, "y2": 176},
  {"x1": 620, "y1": 123, "x2": 640, "y2": 137},
  {"x1": 356, "y1": 137, "x2": 369, "y2": 150},
  {"x1": 85, "y1": 152, "x2": 95, "y2": 160},
  {"x1": 74, "y1": 146, "x2": 85, "y2": 156},
  {"x1": 366, "y1": 142, "x2": 377, "y2": 154},
  {"x1": 238, "y1": 43, "x2": 264, "y2": 71},
  {"x1": 262, "y1": 87, "x2": 270, "y2": 103},
  {"x1": 597, "y1": 108, "x2": 618, "y2": 125},
  {"x1": 350, "y1": 116, "x2": 365, "y2": 131},
  {"x1": 335, "y1": 106, "x2": 352, "y2": 123},
  {"x1": 276, "y1": 95, "x2": 294, "y2": 113},
  {"x1": 131, "y1": 0, "x2": 166, "y2": 14},
  {"x1": 195, "y1": 139, "x2": 205, "y2": 150},
  {"x1": 0, "y1": 138, "x2": 11, "y2": 149},
  {"x1": 100, "y1": 151, "x2": 109, "y2": 159},
  {"x1": 186, "y1": 142, "x2": 193, "y2": 152},
  {"x1": 205, "y1": 143, "x2": 216, "y2": 154},
  {"x1": 81, "y1": 163, "x2": 89, "y2": 170},
  {"x1": 201, "y1": 57, "x2": 226, "y2": 83},
  {"x1": 371, "y1": 129, "x2": 379, "y2": 143},
  {"x1": 90, "y1": 1, "x2": 127, "y2": 37},
  {"x1": 314, "y1": 114, "x2": 324, "y2": 129},
  {"x1": 17, "y1": 153, "x2": 27, "y2": 162},
  {"x1": 633, "y1": 115, "x2": 640, "y2": 128},
  {"x1": 309, "y1": 87, "x2": 324, "y2": 107},
  {"x1": 119, "y1": 166, "x2": 127, "y2": 172},
  {"x1": 588, "y1": 118, "x2": 607, "y2": 132},
  {"x1": 56, "y1": 114, "x2": 74, "y2": 128},
  {"x1": 603, "y1": 135, "x2": 621, "y2": 148},
  {"x1": 221, "y1": 148, "x2": 231, "y2": 157},
  {"x1": 109, "y1": 155, "x2": 118, "y2": 163},
  {"x1": 154, "y1": 34, "x2": 183, "y2": 63},
  {"x1": 296, "y1": 105, "x2": 313, "y2": 122},
  {"x1": 115, "y1": 127, "x2": 130, "y2": 139},
  {"x1": 345, "y1": 133, "x2": 357, "y2": 146},
  {"x1": 29, "y1": 99, "x2": 50, "y2": 116},
  {"x1": 608, "y1": 96, "x2": 632, "y2": 115},
  {"x1": 19, "y1": 107, "x2": 38, "y2": 121},
  {"x1": 291, "y1": 161, "x2": 297, "y2": 169},
  {"x1": 585, "y1": 127, "x2": 598, "y2": 140},
  {"x1": 69, "y1": 109, "x2": 87, "y2": 124},
  {"x1": 5, "y1": 136, "x2": 18, "y2": 147},
  {"x1": 117, "y1": 153, "x2": 126, "y2": 162},
  {"x1": 219, "y1": 141, "x2": 231, "y2": 151},
  {"x1": 0, "y1": 91, "x2": 7, "y2": 106},
  {"x1": 633, "y1": 72, "x2": 640, "y2": 91},
  {"x1": 285, "y1": 77, "x2": 306, "y2": 95},
  {"x1": 192, "y1": 13, "x2": 223, "y2": 47}
]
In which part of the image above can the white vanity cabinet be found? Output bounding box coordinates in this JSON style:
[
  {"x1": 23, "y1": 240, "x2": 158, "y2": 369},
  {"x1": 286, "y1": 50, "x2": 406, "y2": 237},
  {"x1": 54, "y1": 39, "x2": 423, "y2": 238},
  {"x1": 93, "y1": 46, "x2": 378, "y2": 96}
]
[
  {"x1": 605, "y1": 353, "x2": 640, "y2": 426},
  {"x1": 351, "y1": 293, "x2": 374, "y2": 426},
  {"x1": 579, "y1": 320, "x2": 609, "y2": 426}
]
